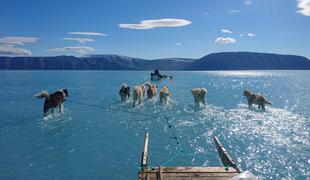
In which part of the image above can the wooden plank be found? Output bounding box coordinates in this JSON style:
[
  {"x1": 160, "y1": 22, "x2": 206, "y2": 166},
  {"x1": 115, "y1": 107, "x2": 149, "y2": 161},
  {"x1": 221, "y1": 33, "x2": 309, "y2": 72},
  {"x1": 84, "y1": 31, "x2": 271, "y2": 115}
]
[
  {"x1": 141, "y1": 131, "x2": 150, "y2": 168},
  {"x1": 144, "y1": 167, "x2": 237, "y2": 173},
  {"x1": 139, "y1": 173, "x2": 237, "y2": 178},
  {"x1": 138, "y1": 170, "x2": 237, "y2": 180},
  {"x1": 159, "y1": 172, "x2": 237, "y2": 177}
]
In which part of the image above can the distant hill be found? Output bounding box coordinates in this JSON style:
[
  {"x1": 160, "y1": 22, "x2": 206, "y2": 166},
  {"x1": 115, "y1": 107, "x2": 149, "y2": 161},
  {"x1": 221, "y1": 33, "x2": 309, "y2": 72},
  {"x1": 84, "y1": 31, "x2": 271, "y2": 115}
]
[
  {"x1": 187, "y1": 52, "x2": 310, "y2": 70},
  {"x1": 0, "y1": 52, "x2": 310, "y2": 70}
]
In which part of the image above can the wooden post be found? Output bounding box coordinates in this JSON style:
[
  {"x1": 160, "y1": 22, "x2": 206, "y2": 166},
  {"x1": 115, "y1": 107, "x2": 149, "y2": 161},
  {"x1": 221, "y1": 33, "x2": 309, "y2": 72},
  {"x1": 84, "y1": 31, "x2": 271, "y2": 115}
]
[
  {"x1": 158, "y1": 166, "x2": 164, "y2": 180},
  {"x1": 213, "y1": 136, "x2": 241, "y2": 173},
  {"x1": 141, "y1": 131, "x2": 150, "y2": 169}
]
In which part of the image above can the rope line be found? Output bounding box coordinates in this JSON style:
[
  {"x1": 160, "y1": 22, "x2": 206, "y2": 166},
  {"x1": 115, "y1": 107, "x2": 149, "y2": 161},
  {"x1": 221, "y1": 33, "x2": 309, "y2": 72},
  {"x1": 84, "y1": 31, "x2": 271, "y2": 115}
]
[
  {"x1": 67, "y1": 99, "x2": 187, "y2": 166},
  {"x1": 67, "y1": 99, "x2": 160, "y2": 119},
  {"x1": 161, "y1": 151, "x2": 183, "y2": 166}
]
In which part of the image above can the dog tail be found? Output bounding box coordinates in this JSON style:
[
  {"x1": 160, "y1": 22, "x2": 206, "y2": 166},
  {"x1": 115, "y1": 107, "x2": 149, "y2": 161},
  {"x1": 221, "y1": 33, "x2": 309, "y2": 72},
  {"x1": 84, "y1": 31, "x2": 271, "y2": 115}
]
[
  {"x1": 35, "y1": 91, "x2": 49, "y2": 99},
  {"x1": 265, "y1": 99, "x2": 272, "y2": 105}
]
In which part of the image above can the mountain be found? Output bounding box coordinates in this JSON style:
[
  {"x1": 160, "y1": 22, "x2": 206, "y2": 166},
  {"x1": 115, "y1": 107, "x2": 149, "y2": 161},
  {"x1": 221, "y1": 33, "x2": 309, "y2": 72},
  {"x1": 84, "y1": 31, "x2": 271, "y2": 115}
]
[
  {"x1": 0, "y1": 52, "x2": 310, "y2": 70},
  {"x1": 0, "y1": 55, "x2": 81, "y2": 70},
  {"x1": 79, "y1": 54, "x2": 147, "y2": 70},
  {"x1": 0, "y1": 54, "x2": 195, "y2": 70},
  {"x1": 187, "y1": 52, "x2": 310, "y2": 70}
]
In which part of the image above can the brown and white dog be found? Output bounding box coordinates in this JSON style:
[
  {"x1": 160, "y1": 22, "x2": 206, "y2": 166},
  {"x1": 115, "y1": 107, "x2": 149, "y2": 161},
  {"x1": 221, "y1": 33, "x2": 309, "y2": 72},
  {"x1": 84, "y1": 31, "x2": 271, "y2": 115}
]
[
  {"x1": 191, "y1": 88, "x2": 207, "y2": 107},
  {"x1": 159, "y1": 86, "x2": 170, "y2": 104},
  {"x1": 35, "y1": 89, "x2": 69, "y2": 117},
  {"x1": 119, "y1": 84, "x2": 130, "y2": 102},
  {"x1": 145, "y1": 82, "x2": 157, "y2": 99},
  {"x1": 243, "y1": 90, "x2": 272, "y2": 110},
  {"x1": 133, "y1": 86, "x2": 143, "y2": 107},
  {"x1": 140, "y1": 85, "x2": 146, "y2": 98}
]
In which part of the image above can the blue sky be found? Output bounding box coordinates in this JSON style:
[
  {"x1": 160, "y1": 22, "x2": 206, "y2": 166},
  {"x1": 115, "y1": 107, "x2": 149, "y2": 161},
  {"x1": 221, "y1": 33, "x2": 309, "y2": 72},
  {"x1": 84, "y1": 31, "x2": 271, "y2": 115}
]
[{"x1": 0, "y1": 0, "x2": 309, "y2": 59}]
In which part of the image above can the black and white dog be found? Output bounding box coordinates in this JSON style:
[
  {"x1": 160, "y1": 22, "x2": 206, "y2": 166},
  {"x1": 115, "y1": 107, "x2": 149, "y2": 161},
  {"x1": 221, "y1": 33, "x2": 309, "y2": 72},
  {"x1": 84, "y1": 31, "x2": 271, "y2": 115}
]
[
  {"x1": 35, "y1": 89, "x2": 69, "y2": 117},
  {"x1": 119, "y1": 84, "x2": 130, "y2": 102}
]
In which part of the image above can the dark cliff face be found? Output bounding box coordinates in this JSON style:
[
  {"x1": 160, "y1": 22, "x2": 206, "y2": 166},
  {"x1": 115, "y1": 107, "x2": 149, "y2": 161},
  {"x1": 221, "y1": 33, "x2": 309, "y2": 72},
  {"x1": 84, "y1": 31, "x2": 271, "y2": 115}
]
[
  {"x1": 0, "y1": 52, "x2": 310, "y2": 70},
  {"x1": 187, "y1": 52, "x2": 310, "y2": 70}
]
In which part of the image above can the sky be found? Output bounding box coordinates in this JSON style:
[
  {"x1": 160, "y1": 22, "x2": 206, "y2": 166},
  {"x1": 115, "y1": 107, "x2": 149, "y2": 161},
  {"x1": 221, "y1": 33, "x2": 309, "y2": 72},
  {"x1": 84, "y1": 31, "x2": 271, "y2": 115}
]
[{"x1": 0, "y1": 0, "x2": 309, "y2": 59}]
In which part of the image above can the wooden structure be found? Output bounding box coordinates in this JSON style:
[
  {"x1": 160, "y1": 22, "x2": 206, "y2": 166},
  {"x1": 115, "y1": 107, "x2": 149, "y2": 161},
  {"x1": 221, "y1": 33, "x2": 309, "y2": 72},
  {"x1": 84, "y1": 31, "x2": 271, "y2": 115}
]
[{"x1": 138, "y1": 131, "x2": 241, "y2": 180}]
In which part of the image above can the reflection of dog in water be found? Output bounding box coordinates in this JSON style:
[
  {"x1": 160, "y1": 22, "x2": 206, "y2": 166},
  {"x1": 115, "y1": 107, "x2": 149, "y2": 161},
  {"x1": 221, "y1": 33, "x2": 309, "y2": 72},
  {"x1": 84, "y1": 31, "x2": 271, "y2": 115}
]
[
  {"x1": 35, "y1": 89, "x2": 69, "y2": 117},
  {"x1": 243, "y1": 90, "x2": 272, "y2": 110},
  {"x1": 119, "y1": 84, "x2": 130, "y2": 102},
  {"x1": 159, "y1": 86, "x2": 170, "y2": 104},
  {"x1": 191, "y1": 88, "x2": 207, "y2": 107}
]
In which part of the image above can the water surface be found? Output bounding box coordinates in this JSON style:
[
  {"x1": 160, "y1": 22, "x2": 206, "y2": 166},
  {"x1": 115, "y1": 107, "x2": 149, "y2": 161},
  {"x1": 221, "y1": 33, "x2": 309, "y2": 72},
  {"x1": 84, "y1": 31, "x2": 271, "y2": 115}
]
[{"x1": 0, "y1": 70, "x2": 309, "y2": 179}]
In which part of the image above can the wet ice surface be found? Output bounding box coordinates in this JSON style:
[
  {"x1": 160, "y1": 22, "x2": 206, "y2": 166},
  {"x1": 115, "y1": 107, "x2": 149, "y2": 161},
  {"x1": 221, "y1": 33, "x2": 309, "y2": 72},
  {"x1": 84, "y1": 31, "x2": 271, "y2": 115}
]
[{"x1": 0, "y1": 70, "x2": 309, "y2": 179}]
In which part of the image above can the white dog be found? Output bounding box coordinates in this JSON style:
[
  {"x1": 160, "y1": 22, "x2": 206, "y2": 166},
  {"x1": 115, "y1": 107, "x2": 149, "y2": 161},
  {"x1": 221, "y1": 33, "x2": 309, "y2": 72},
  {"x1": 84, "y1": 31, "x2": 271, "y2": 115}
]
[
  {"x1": 133, "y1": 86, "x2": 143, "y2": 107},
  {"x1": 191, "y1": 88, "x2": 207, "y2": 107},
  {"x1": 159, "y1": 86, "x2": 170, "y2": 104}
]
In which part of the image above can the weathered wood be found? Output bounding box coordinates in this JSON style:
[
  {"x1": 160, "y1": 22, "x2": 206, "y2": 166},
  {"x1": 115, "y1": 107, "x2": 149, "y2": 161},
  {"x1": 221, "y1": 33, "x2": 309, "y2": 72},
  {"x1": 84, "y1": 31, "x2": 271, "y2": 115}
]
[
  {"x1": 141, "y1": 131, "x2": 150, "y2": 168},
  {"x1": 138, "y1": 132, "x2": 241, "y2": 180},
  {"x1": 159, "y1": 166, "x2": 164, "y2": 180},
  {"x1": 146, "y1": 167, "x2": 237, "y2": 173},
  {"x1": 138, "y1": 166, "x2": 238, "y2": 180},
  {"x1": 213, "y1": 136, "x2": 241, "y2": 173}
]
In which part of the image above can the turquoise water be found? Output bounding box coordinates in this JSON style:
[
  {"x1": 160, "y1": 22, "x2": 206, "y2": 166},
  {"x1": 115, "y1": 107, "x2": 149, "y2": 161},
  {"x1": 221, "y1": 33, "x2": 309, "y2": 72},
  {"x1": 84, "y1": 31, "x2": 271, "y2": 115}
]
[{"x1": 0, "y1": 71, "x2": 309, "y2": 179}]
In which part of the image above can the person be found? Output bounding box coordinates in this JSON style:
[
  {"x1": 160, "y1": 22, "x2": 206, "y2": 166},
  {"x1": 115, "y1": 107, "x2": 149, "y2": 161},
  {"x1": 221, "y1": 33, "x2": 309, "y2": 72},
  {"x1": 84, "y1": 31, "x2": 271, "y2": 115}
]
[
  {"x1": 154, "y1": 68, "x2": 159, "y2": 75},
  {"x1": 151, "y1": 68, "x2": 164, "y2": 80}
]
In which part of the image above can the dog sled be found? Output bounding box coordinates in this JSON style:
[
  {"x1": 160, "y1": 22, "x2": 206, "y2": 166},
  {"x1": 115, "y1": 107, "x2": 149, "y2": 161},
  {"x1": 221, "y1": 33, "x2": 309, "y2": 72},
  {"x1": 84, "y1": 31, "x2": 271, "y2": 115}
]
[
  {"x1": 151, "y1": 73, "x2": 173, "y2": 81},
  {"x1": 150, "y1": 69, "x2": 172, "y2": 81},
  {"x1": 138, "y1": 131, "x2": 257, "y2": 180}
]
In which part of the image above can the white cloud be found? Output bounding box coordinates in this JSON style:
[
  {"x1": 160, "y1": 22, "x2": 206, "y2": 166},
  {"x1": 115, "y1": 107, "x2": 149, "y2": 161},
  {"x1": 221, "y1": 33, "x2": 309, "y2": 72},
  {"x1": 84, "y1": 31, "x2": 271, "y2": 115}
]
[
  {"x1": 247, "y1": 33, "x2": 256, "y2": 37},
  {"x1": 229, "y1": 9, "x2": 241, "y2": 13},
  {"x1": 221, "y1": 29, "x2": 233, "y2": 34},
  {"x1": 0, "y1": 46, "x2": 32, "y2": 56},
  {"x1": 214, "y1": 37, "x2": 236, "y2": 44},
  {"x1": 297, "y1": 0, "x2": 310, "y2": 16},
  {"x1": 0, "y1": 36, "x2": 38, "y2": 45},
  {"x1": 244, "y1": 0, "x2": 252, "y2": 5},
  {"x1": 68, "y1": 32, "x2": 107, "y2": 36},
  {"x1": 240, "y1": 34, "x2": 244, "y2": 37},
  {"x1": 63, "y1": 37, "x2": 94, "y2": 43},
  {"x1": 176, "y1": 43, "x2": 182, "y2": 46},
  {"x1": 47, "y1": 46, "x2": 95, "y2": 54},
  {"x1": 119, "y1": 18, "x2": 191, "y2": 30}
]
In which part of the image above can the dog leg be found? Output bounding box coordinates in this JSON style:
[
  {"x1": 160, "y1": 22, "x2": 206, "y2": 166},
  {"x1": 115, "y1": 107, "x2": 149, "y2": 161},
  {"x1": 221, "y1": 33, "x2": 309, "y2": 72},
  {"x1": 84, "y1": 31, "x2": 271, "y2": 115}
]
[
  {"x1": 44, "y1": 110, "x2": 49, "y2": 117},
  {"x1": 248, "y1": 103, "x2": 252, "y2": 109},
  {"x1": 262, "y1": 103, "x2": 266, "y2": 110},
  {"x1": 138, "y1": 97, "x2": 141, "y2": 105},
  {"x1": 194, "y1": 96, "x2": 198, "y2": 107},
  {"x1": 60, "y1": 103, "x2": 64, "y2": 113},
  {"x1": 139, "y1": 94, "x2": 143, "y2": 104},
  {"x1": 202, "y1": 97, "x2": 206, "y2": 106},
  {"x1": 133, "y1": 99, "x2": 136, "y2": 107}
]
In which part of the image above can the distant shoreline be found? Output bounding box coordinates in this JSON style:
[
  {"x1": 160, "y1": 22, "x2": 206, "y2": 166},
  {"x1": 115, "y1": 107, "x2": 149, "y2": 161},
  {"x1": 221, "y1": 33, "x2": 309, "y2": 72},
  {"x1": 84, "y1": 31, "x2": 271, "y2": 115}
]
[{"x1": 1, "y1": 52, "x2": 310, "y2": 70}]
